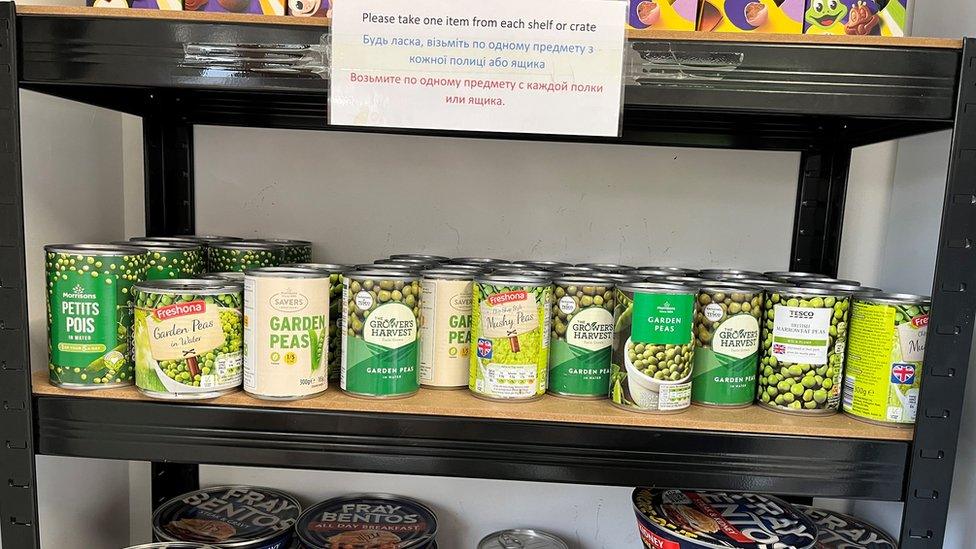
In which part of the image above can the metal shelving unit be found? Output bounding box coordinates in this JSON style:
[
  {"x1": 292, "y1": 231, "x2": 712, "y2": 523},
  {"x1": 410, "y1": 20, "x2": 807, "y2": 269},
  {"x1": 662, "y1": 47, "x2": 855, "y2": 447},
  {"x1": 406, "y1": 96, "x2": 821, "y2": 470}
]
[{"x1": 0, "y1": 5, "x2": 973, "y2": 548}]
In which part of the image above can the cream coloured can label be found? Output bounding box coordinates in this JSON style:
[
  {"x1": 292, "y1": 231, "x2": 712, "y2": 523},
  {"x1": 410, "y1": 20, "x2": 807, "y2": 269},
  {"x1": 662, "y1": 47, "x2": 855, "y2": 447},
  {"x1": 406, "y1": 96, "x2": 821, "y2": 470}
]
[
  {"x1": 419, "y1": 278, "x2": 473, "y2": 387},
  {"x1": 244, "y1": 276, "x2": 328, "y2": 398}
]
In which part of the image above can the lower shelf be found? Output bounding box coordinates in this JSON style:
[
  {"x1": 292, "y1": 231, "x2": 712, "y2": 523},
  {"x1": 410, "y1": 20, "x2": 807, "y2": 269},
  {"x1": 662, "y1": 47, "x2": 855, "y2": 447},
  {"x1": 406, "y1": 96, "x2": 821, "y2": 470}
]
[{"x1": 32, "y1": 372, "x2": 910, "y2": 500}]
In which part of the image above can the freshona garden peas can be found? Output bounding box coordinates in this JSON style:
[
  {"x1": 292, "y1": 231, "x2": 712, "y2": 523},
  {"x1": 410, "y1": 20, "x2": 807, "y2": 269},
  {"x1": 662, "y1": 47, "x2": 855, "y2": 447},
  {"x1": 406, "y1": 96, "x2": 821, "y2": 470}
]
[
  {"x1": 152, "y1": 486, "x2": 301, "y2": 548},
  {"x1": 757, "y1": 285, "x2": 851, "y2": 415},
  {"x1": 45, "y1": 244, "x2": 146, "y2": 389},
  {"x1": 254, "y1": 238, "x2": 312, "y2": 264},
  {"x1": 341, "y1": 270, "x2": 421, "y2": 399},
  {"x1": 295, "y1": 493, "x2": 437, "y2": 549},
  {"x1": 632, "y1": 488, "x2": 818, "y2": 549},
  {"x1": 134, "y1": 279, "x2": 243, "y2": 400},
  {"x1": 843, "y1": 292, "x2": 930, "y2": 427},
  {"x1": 548, "y1": 276, "x2": 615, "y2": 399},
  {"x1": 420, "y1": 268, "x2": 476, "y2": 389},
  {"x1": 691, "y1": 282, "x2": 762, "y2": 408},
  {"x1": 210, "y1": 241, "x2": 284, "y2": 272},
  {"x1": 610, "y1": 282, "x2": 697, "y2": 414},
  {"x1": 244, "y1": 267, "x2": 329, "y2": 400},
  {"x1": 124, "y1": 240, "x2": 205, "y2": 280},
  {"x1": 796, "y1": 505, "x2": 897, "y2": 549},
  {"x1": 469, "y1": 275, "x2": 552, "y2": 401},
  {"x1": 284, "y1": 263, "x2": 349, "y2": 382}
]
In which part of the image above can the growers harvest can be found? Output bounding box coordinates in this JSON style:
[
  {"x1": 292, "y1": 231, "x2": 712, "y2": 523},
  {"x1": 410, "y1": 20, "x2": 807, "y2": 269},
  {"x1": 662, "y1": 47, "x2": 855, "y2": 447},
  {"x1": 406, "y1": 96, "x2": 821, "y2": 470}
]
[
  {"x1": 548, "y1": 276, "x2": 615, "y2": 399},
  {"x1": 341, "y1": 270, "x2": 421, "y2": 399},
  {"x1": 610, "y1": 282, "x2": 697, "y2": 413},
  {"x1": 843, "y1": 292, "x2": 930, "y2": 426},
  {"x1": 691, "y1": 282, "x2": 762, "y2": 407},
  {"x1": 244, "y1": 267, "x2": 329, "y2": 400},
  {"x1": 470, "y1": 275, "x2": 552, "y2": 401},
  {"x1": 45, "y1": 244, "x2": 147, "y2": 388}
]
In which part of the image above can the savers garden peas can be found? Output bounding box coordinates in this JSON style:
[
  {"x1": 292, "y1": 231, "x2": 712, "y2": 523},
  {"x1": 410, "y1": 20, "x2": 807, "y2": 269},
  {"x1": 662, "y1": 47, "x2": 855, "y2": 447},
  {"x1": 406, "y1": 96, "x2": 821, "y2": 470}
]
[
  {"x1": 284, "y1": 263, "x2": 350, "y2": 383},
  {"x1": 45, "y1": 244, "x2": 147, "y2": 389},
  {"x1": 134, "y1": 279, "x2": 244, "y2": 400},
  {"x1": 243, "y1": 267, "x2": 329, "y2": 400},
  {"x1": 843, "y1": 292, "x2": 930, "y2": 427},
  {"x1": 757, "y1": 285, "x2": 851, "y2": 415},
  {"x1": 469, "y1": 275, "x2": 552, "y2": 402},
  {"x1": 548, "y1": 276, "x2": 615, "y2": 399},
  {"x1": 420, "y1": 268, "x2": 476, "y2": 389},
  {"x1": 341, "y1": 270, "x2": 421, "y2": 399},
  {"x1": 610, "y1": 282, "x2": 697, "y2": 414},
  {"x1": 691, "y1": 282, "x2": 762, "y2": 407}
]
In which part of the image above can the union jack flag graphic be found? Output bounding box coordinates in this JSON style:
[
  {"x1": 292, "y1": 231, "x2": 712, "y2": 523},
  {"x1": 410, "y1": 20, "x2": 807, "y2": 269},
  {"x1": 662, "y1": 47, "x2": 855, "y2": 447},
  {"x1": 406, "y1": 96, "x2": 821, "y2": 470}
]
[
  {"x1": 477, "y1": 338, "x2": 493, "y2": 359},
  {"x1": 773, "y1": 343, "x2": 786, "y2": 354},
  {"x1": 891, "y1": 363, "x2": 916, "y2": 384}
]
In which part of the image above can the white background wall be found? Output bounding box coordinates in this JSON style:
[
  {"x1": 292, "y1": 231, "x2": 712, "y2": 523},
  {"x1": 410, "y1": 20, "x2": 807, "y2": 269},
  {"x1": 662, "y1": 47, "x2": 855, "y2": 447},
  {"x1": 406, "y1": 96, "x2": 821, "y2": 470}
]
[{"x1": 10, "y1": 0, "x2": 976, "y2": 547}]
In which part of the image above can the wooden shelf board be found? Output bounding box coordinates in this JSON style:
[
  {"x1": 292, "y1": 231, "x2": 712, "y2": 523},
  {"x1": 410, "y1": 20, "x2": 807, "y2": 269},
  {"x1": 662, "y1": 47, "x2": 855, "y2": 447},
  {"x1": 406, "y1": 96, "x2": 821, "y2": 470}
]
[
  {"x1": 31, "y1": 371, "x2": 912, "y2": 441},
  {"x1": 15, "y1": 5, "x2": 962, "y2": 49}
]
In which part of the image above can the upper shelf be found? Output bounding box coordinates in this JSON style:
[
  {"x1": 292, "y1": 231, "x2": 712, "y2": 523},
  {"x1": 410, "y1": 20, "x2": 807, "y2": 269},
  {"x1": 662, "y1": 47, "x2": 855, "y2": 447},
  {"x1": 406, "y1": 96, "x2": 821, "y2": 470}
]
[
  {"x1": 14, "y1": 6, "x2": 965, "y2": 148},
  {"x1": 33, "y1": 372, "x2": 910, "y2": 500}
]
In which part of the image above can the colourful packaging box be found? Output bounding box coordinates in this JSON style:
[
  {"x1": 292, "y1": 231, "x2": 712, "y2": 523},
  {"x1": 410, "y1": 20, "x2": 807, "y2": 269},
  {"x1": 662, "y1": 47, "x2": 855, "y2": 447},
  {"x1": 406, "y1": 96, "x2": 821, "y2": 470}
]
[
  {"x1": 89, "y1": 0, "x2": 182, "y2": 9},
  {"x1": 288, "y1": 0, "x2": 329, "y2": 17},
  {"x1": 697, "y1": 0, "x2": 804, "y2": 33},
  {"x1": 184, "y1": 0, "x2": 285, "y2": 15},
  {"x1": 803, "y1": 0, "x2": 908, "y2": 36},
  {"x1": 627, "y1": 0, "x2": 698, "y2": 30}
]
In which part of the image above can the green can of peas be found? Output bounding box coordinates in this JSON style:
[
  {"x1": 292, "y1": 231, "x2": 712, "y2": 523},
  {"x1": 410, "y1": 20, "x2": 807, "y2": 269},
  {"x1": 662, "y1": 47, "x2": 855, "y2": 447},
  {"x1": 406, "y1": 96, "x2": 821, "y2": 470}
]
[
  {"x1": 757, "y1": 284, "x2": 852, "y2": 415},
  {"x1": 133, "y1": 279, "x2": 244, "y2": 400},
  {"x1": 341, "y1": 270, "x2": 422, "y2": 399},
  {"x1": 610, "y1": 282, "x2": 697, "y2": 414},
  {"x1": 122, "y1": 240, "x2": 204, "y2": 280},
  {"x1": 209, "y1": 241, "x2": 284, "y2": 272},
  {"x1": 469, "y1": 274, "x2": 553, "y2": 402},
  {"x1": 45, "y1": 244, "x2": 147, "y2": 389},
  {"x1": 255, "y1": 238, "x2": 313, "y2": 264},
  {"x1": 548, "y1": 276, "x2": 615, "y2": 399}
]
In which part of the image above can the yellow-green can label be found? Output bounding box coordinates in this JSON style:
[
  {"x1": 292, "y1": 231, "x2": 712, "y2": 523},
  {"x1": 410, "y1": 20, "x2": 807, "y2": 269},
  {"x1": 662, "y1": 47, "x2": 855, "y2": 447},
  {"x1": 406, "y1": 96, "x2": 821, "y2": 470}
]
[
  {"x1": 469, "y1": 282, "x2": 552, "y2": 400},
  {"x1": 843, "y1": 299, "x2": 929, "y2": 425}
]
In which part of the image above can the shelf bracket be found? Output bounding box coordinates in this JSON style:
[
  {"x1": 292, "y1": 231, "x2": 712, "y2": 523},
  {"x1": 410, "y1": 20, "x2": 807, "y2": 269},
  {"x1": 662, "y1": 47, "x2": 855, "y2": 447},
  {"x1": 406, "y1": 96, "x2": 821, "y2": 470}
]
[
  {"x1": 151, "y1": 462, "x2": 200, "y2": 511},
  {"x1": 144, "y1": 97, "x2": 195, "y2": 236},
  {"x1": 0, "y1": 4, "x2": 40, "y2": 549},
  {"x1": 899, "y1": 37, "x2": 976, "y2": 549},
  {"x1": 790, "y1": 144, "x2": 851, "y2": 276}
]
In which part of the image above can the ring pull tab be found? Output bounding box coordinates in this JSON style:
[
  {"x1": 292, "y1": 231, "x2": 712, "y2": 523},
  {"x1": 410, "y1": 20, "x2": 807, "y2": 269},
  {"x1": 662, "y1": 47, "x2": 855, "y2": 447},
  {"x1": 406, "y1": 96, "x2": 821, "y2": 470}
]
[{"x1": 498, "y1": 533, "x2": 525, "y2": 549}]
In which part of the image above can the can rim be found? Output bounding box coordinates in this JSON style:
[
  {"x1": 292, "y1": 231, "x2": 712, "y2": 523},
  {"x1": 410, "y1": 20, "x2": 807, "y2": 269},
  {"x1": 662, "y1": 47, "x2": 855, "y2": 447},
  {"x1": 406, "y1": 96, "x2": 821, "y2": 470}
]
[
  {"x1": 450, "y1": 257, "x2": 511, "y2": 265},
  {"x1": 491, "y1": 268, "x2": 553, "y2": 277},
  {"x1": 212, "y1": 241, "x2": 285, "y2": 251},
  {"x1": 244, "y1": 266, "x2": 330, "y2": 278},
  {"x1": 698, "y1": 280, "x2": 763, "y2": 292},
  {"x1": 422, "y1": 268, "x2": 477, "y2": 280},
  {"x1": 134, "y1": 278, "x2": 241, "y2": 293},
  {"x1": 173, "y1": 234, "x2": 243, "y2": 243},
  {"x1": 477, "y1": 274, "x2": 551, "y2": 285},
  {"x1": 552, "y1": 276, "x2": 617, "y2": 286},
  {"x1": 45, "y1": 243, "x2": 147, "y2": 256},
  {"x1": 516, "y1": 260, "x2": 572, "y2": 268},
  {"x1": 589, "y1": 272, "x2": 642, "y2": 282},
  {"x1": 632, "y1": 266, "x2": 698, "y2": 275},
  {"x1": 477, "y1": 529, "x2": 569, "y2": 549},
  {"x1": 794, "y1": 276, "x2": 861, "y2": 286},
  {"x1": 618, "y1": 281, "x2": 697, "y2": 293},
  {"x1": 854, "y1": 291, "x2": 931, "y2": 305},
  {"x1": 575, "y1": 262, "x2": 635, "y2": 272},
  {"x1": 281, "y1": 262, "x2": 349, "y2": 272},
  {"x1": 764, "y1": 283, "x2": 854, "y2": 297},
  {"x1": 389, "y1": 253, "x2": 450, "y2": 261},
  {"x1": 119, "y1": 240, "x2": 202, "y2": 252},
  {"x1": 802, "y1": 281, "x2": 870, "y2": 292},
  {"x1": 252, "y1": 238, "x2": 313, "y2": 246},
  {"x1": 151, "y1": 486, "x2": 302, "y2": 548},
  {"x1": 347, "y1": 269, "x2": 419, "y2": 279}
]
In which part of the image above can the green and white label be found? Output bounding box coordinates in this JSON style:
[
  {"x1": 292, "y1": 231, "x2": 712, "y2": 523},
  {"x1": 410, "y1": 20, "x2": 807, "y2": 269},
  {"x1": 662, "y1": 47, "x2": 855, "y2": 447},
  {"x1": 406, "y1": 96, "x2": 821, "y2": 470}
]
[
  {"x1": 772, "y1": 305, "x2": 832, "y2": 364},
  {"x1": 51, "y1": 277, "x2": 114, "y2": 362},
  {"x1": 342, "y1": 301, "x2": 419, "y2": 396},
  {"x1": 692, "y1": 313, "x2": 760, "y2": 405},
  {"x1": 549, "y1": 307, "x2": 613, "y2": 396},
  {"x1": 632, "y1": 293, "x2": 694, "y2": 345}
]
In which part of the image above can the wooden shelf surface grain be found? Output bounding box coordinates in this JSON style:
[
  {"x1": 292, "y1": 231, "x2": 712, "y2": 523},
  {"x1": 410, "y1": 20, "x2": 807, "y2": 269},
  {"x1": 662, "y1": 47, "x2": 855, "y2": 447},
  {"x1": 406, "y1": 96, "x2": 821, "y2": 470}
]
[
  {"x1": 15, "y1": 5, "x2": 962, "y2": 49},
  {"x1": 31, "y1": 370, "x2": 913, "y2": 441}
]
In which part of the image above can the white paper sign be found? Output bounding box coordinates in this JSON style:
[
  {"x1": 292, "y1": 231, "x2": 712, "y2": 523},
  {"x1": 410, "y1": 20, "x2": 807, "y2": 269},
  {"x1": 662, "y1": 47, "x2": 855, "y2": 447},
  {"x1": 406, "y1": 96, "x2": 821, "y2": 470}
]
[{"x1": 329, "y1": 0, "x2": 628, "y2": 136}]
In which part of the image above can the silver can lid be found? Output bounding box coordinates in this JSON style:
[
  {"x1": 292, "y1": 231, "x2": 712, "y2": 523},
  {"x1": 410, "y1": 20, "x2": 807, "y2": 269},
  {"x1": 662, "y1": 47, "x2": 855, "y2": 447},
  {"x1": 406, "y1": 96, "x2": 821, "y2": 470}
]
[
  {"x1": 253, "y1": 238, "x2": 312, "y2": 247},
  {"x1": 347, "y1": 269, "x2": 419, "y2": 280},
  {"x1": 795, "y1": 276, "x2": 861, "y2": 286},
  {"x1": 553, "y1": 276, "x2": 615, "y2": 287},
  {"x1": 117, "y1": 239, "x2": 201, "y2": 252},
  {"x1": 201, "y1": 272, "x2": 245, "y2": 282},
  {"x1": 589, "y1": 272, "x2": 642, "y2": 283},
  {"x1": 212, "y1": 240, "x2": 284, "y2": 251},
  {"x1": 619, "y1": 281, "x2": 698, "y2": 294},
  {"x1": 451, "y1": 257, "x2": 511, "y2": 265},
  {"x1": 478, "y1": 529, "x2": 569, "y2": 549},
  {"x1": 134, "y1": 278, "x2": 242, "y2": 294},
  {"x1": 855, "y1": 291, "x2": 931, "y2": 306},
  {"x1": 550, "y1": 265, "x2": 597, "y2": 275},
  {"x1": 390, "y1": 253, "x2": 450, "y2": 261},
  {"x1": 763, "y1": 270, "x2": 821, "y2": 281},
  {"x1": 516, "y1": 260, "x2": 572, "y2": 268},
  {"x1": 477, "y1": 274, "x2": 551, "y2": 286},
  {"x1": 171, "y1": 234, "x2": 242, "y2": 243},
  {"x1": 244, "y1": 266, "x2": 329, "y2": 278},
  {"x1": 491, "y1": 268, "x2": 553, "y2": 278},
  {"x1": 803, "y1": 281, "x2": 873, "y2": 292},
  {"x1": 422, "y1": 268, "x2": 477, "y2": 280},
  {"x1": 632, "y1": 266, "x2": 698, "y2": 276},
  {"x1": 282, "y1": 262, "x2": 349, "y2": 273},
  {"x1": 45, "y1": 243, "x2": 147, "y2": 256},
  {"x1": 575, "y1": 262, "x2": 634, "y2": 273}
]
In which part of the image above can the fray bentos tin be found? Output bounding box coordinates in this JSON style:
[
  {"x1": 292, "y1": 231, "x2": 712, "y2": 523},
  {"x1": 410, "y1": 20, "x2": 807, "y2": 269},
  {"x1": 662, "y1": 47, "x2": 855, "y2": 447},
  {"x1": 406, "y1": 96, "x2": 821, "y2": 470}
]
[
  {"x1": 243, "y1": 267, "x2": 329, "y2": 400},
  {"x1": 153, "y1": 486, "x2": 301, "y2": 549},
  {"x1": 341, "y1": 270, "x2": 422, "y2": 399},
  {"x1": 469, "y1": 274, "x2": 553, "y2": 402},
  {"x1": 795, "y1": 505, "x2": 897, "y2": 549},
  {"x1": 45, "y1": 244, "x2": 147, "y2": 389},
  {"x1": 843, "y1": 292, "x2": 930, "y2": 427},
  {"x1": 134, "y1": 279, "x2": 244, "y2": 400},
  {"x1": 632, "y1": 488, "x2": 818, "y2": 549},
  {"x1": 295, "y1": 493, "x2": 437, "y2": 549},
  {"x1": 610, "y1": 282, "x2": 697, "y2": 414}
]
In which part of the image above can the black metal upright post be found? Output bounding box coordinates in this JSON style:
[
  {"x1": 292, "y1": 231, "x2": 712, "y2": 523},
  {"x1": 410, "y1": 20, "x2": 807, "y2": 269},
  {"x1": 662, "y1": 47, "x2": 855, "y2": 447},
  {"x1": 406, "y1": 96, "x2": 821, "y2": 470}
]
[
  {"x1": 0, "y1": 4, "x2": 39, "y2": 549},
  {"x1": 790, "y1": 144, "x2": 852, "y2": 277},
  {"x1": 900, "y1": 38, "x2": 976, "y2": 549},
  {"x1": 143, "y1": 93, "x2": 195, "y2": 237}
]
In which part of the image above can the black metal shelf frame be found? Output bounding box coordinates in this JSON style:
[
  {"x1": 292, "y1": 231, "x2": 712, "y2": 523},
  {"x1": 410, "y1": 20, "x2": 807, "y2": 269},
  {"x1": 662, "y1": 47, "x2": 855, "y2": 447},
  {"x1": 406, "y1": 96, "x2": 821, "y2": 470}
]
[{"x1": 1, "y1": 4, "x2": 974, "y2": 548}]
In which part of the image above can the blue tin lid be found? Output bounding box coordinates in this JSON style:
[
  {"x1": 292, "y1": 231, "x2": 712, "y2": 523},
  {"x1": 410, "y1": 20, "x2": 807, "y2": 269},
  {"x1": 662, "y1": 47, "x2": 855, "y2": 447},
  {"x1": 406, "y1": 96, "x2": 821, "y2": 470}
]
[{"x1": 296, "y1": 493, "x2": 437, "y2": 549}]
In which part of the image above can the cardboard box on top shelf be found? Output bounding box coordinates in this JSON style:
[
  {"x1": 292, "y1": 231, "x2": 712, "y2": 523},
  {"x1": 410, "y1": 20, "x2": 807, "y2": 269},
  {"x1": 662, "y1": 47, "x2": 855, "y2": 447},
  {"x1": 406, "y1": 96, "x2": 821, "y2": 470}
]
[
  {"x1": 288, "y1": 0, "x2": 330, "y2": 17},
  {"x1": 697, "y1": 0, "x2": 804, "y2": 33},
  {"x1": 89, "y1": 0, "x2": 182, "y2": 10},
  {"x1": 627, "y1": 0, "x2": 698, "y2": 30},
  {"x1": 803, "y1": 0, "x2": 910, "y2": 36}
]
